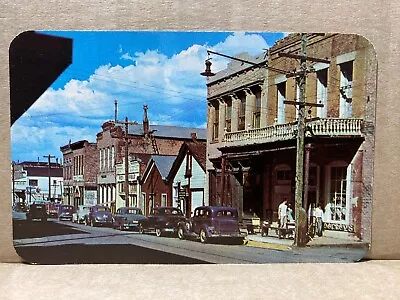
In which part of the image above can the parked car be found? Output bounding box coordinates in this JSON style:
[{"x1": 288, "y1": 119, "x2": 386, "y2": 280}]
[
  {"x1": 113, "y1": 207, "x2": 147, "y2": 231},
  {"x1": 46, "y1": 202, "x2": 60, "y2": 218},
  {"x1": 72, "y1": 205, "x2": 92, "y2": 224},
  {"x1": 85, "y1": 205, "x2": 114, "y2": 227},
  {"x1": 138, "y1": 206, "x2": 186, "y2": 237},
  {"x1": 58, "y1": 204, "x2": 75, "y2": 221},
  {"x1": 26, "y1": 203, "x2": 48, "y2": 222},
  {"x1": 13, "y1": 202, "x2": 28, "y2": 212},
  {"x1": 177, "y1": 206, "x2": 245, "y2": 244}
]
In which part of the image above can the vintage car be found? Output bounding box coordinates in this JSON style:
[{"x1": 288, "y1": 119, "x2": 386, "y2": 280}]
[
  {"x1": 26, "y1": 203, "x2": 48, "y2": 222},
  {"x1": 84, "y1": 205, "x2": 114, "y2": 227},
  {"x1": 113, "y1": 207, "x2": 147, "y2": 231},
  {"x1": 46, "y1": 202, "x2": 60, "y2": 218},
  {"x1": 58, "y1": 204, "x2": 75, "y2": 221},
  {"x1": 138, "y1": 206, "x2": 186, "y2": 237},
  {"x1": 72, "y1": 205, "x2": 92, "y2": 224},
  {"x1": 177, "y1": 206, "x2": 245, "y2": 244},
  {"x1": 13, "y1": 202, "x2": 28, "y2": 212}
]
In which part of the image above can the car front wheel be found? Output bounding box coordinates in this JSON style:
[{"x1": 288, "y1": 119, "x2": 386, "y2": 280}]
[
  {"x1": 199, "y1": 229, "x2": 208, "y2": 244},
  {"x1": 177, "y1": 226, "x2": 185, "y2": 240},
  {"x1": 138, "y1": 224, "x2": 144, "y2": 234}
]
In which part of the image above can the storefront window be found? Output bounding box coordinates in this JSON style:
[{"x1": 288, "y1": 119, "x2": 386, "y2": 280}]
[{"x1": 329, "y1": 166, "x2": 347, "y2": 221}]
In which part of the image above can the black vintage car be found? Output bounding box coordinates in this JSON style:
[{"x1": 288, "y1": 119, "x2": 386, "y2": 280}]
[
  {"x1": 177, "y1": 206, "x2": 245, "y2": 244},
  {"x1": 113, "y1": 207, "x2": 147, "y2": 231},
  {"x1": 138, "y1": 206, "x2": 186, "y2": 237},
  {"x1": 26, "y1": 203, "x2": 48, "y2": 222},
  {"x1": 84, "y1": 205, "x2": 114, "y2": 227}
]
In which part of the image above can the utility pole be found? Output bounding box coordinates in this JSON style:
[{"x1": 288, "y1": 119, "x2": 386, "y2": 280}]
[
  {"x1": 43, "y1": 155, "x2": 55, "y2": 201},
  {"x1": 281, "y1": 33, "x2": 327, "y2": 246},
  {"x1": 12, "y1": 161, "x2": 15, "y2": 205},
  {"x1": 124, "y1": 116, "x2": 129, "y2": 207}
]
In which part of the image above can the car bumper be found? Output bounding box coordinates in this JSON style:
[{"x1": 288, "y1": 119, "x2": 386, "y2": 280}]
[
  {"x1": 208, "y1": 232, "x2": 245, "y2": 239},
  {"x1": 162, "y1": 227, "x2": 177, "y2": 233}
]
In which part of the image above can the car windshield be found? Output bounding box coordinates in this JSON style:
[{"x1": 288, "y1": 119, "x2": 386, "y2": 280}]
[
  {"x1": 164, "y1": 208, "x2": 183, "y2": 215},
  {"x1": 126, "y1": 209, "x2": 142, "y2": 215},
  {"x1": 216, "y1": 210, "x2": 237, "y2": 218}
]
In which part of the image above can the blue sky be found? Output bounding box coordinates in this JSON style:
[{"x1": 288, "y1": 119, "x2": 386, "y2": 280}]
[{"x1": 10, "y1": 31, "x2": 286, "y2": 163}]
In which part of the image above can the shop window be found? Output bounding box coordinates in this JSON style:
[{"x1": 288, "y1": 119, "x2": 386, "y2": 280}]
[{"x1": 328, "y1": 165, "x2": 347, "y2": 222}]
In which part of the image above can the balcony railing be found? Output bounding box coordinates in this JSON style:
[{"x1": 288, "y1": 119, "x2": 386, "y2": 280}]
[{"x1": 223, "y1": 118, "x2": 363, "y2": 146}]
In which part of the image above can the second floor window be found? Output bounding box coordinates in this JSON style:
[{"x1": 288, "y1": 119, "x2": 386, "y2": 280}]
[
  {"x1": 317, "y1": 68, "x2": 328, "y2": 118},
  {"x1": 253, "y1": 92, "x2": 261, "y2": 128},
  {"x1": 238, "y1": 96, "x2": 246, "y2": 130},
  {"x1": 339, "y1": 61, "x2": 353, "y2": 118},
  {"x1": 212, "y1": 104, "x2": 219, "y2": 141},
  {"x1": 277, "y1": 81, "x2": 286, "y2": 124},
  {"x1": 225, "y1": 101, "x2": 232, "y2": 132}
]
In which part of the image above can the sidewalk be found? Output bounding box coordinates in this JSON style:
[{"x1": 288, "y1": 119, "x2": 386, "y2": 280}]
[{"x1": 244, "y1": 231, "x2": 369, "y2": 251}]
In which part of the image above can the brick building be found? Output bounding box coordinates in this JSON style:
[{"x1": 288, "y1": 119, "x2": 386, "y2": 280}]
[
  {"x1": 96, "y1": 106, "x2": 206, "y2": 213},
  {"x1": 205, "y1": 33, "x2": 377, "y2": 242},
  {"x1": 60, "y1": 140, "x2": 98, "y2": 207}
]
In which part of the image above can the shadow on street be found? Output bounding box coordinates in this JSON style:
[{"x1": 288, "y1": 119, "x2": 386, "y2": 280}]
[
  {"x1": 13, "y1": 219, "x2": 86, "y2": 239},
  {"x1": 15, "y1": 244, "x2": 211, "y2": 265}
]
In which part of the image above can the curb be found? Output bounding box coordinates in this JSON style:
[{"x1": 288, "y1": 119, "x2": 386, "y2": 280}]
[
  {"x1": 306, "y1": 242, "x2": 370, "y2": 249},
  {"x1": 244, "y1": 239, "x2": 291, "y2": 251}
]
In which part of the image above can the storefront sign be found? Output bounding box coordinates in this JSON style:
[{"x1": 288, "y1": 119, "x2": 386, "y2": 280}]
[{"x1": 324, "y1": 222, "x2": 354, "y2": 233}]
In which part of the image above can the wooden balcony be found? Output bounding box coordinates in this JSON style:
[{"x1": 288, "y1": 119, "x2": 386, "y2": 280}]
[{"x1": 223, "y1": 118, "x2": 364, "y2": 147}]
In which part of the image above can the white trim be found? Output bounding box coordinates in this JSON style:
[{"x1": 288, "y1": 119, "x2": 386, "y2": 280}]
[
  {"x1": 336, "y1": 51, "x2": 356, "y2": 65},
  {"x1": 313, "y1": 62, "x2": 330, "y2": 71},
  {"x1": 274, "y1": 74, "x2": 287, "y2": 84}
]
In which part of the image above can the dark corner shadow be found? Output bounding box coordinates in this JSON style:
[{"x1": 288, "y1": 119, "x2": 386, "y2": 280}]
[{"x1": 14, "y1": 243, "x2": 212, "y2": 265}]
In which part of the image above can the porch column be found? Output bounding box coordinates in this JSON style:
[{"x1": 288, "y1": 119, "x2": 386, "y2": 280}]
[
  {"x1": 220, "y1": 157, "x2": 225, "y2": 206},
  {"x1": 244, "y1": 88, "x2": 256, "y2": 130},
  {"x1": 207, "y1": 103, "x2": 215, "y2": 141},
  {"x1": 230, "y1": 94, "x2": 239, "y2": 132},
  {"x1": 218, "y1": 98, "x2": 226, "y2": 142},
  {"x1": 260, "y1": 79, "x2": 268, "y2": 128}
]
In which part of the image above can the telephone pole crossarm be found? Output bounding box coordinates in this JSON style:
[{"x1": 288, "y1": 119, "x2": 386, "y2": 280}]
[
  {"x1": 278, "y1": 52, "x2": 330, "y2": 64},
  {"x1": 283, "y1": 100, "x2": 324, "y2": 108}
]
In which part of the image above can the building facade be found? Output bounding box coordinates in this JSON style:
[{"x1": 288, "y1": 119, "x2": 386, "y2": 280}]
[
  {"x1": 96, "y1": 106, "x2": 206, "y2": 213},
  {"x1": 167, "y1": 140, "x2": 207, "y2": 218},
  {"x1": 60, "y1": 140, "x2": 98, "y2": 207},
  {"x1": 12, "y1": 161, "x2": 63, "y2": 205},
  {"x1": 206, "y1": 33, "x2": 377, "y2": 242},
  {"x1": 141, "y1": 155, "x2": 177, "y2": 216}
]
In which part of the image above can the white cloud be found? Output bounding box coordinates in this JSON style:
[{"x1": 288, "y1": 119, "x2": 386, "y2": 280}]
[{"x1": 11, "y1": 32, "x2": 275, "y2": 161}]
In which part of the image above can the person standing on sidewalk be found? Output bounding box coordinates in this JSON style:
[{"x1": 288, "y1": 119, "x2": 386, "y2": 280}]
[
  {"x1": 278, "y1": 198, "x2": 288, "y2": 229},
  {"x1": 315, "y1": 204, "x2": 324, "y2": 237}
]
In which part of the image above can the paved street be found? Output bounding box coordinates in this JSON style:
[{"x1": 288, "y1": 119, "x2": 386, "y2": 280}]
[{"x1": 13, "y1": 211, "x2": 367, "y2": 264}]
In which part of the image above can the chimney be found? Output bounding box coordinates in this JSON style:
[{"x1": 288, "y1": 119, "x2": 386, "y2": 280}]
[
  {"x1": 143, "y1": 105, "x2": 149, "y2": 135},
  {"x1": 191, "y1": 132, "x2": 197, "y2": 142}
]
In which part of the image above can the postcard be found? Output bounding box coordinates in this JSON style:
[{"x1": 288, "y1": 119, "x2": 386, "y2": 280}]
[{"x1": 10, "y1": 31, "x2": 376, "y2": 264}]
